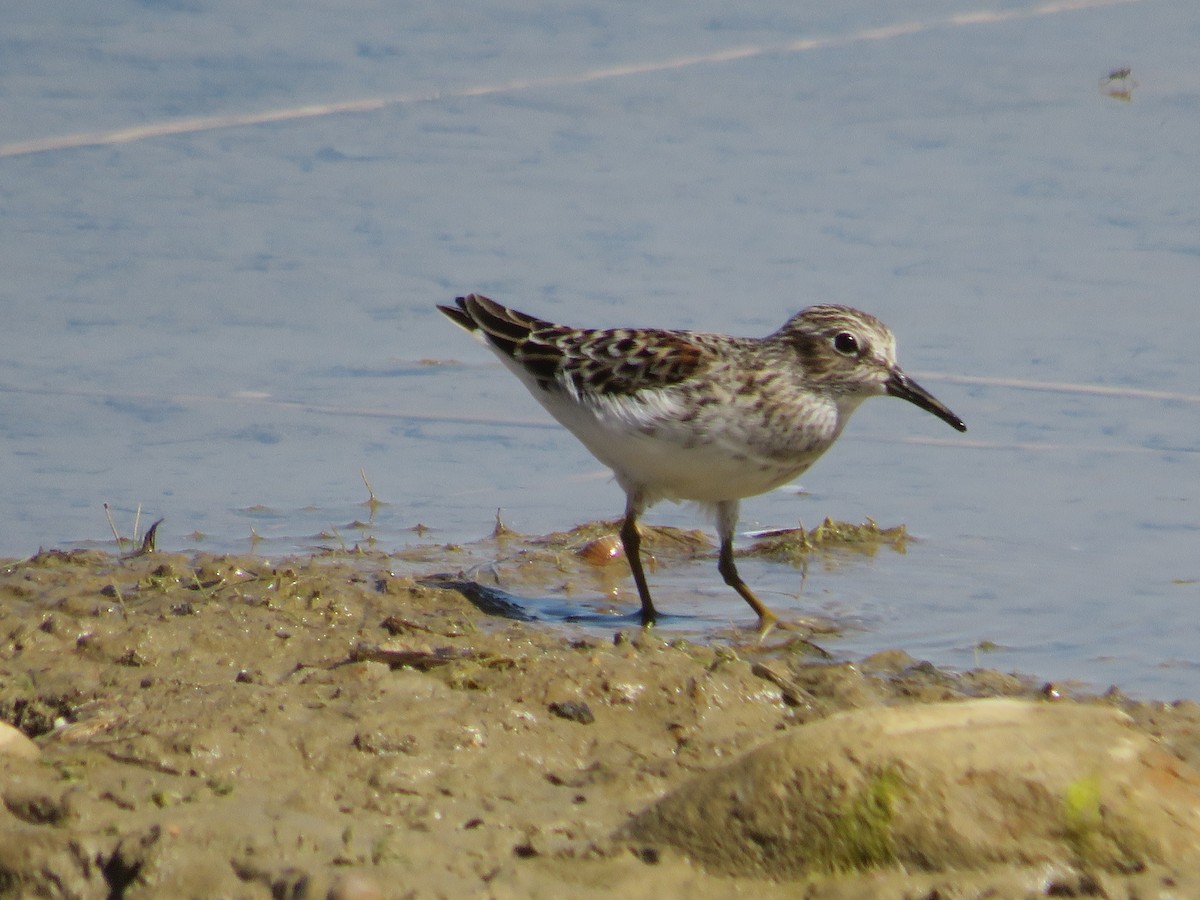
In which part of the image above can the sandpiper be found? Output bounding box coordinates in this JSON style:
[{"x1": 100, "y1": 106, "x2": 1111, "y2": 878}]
[{"x1": 439, "y1": 293, "x2": 966, "y2": 630}]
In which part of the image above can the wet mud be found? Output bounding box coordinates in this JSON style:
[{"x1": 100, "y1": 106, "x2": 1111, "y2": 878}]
[{"x1": 3, "y1": 525, "x2": 1200, "y2": 898}]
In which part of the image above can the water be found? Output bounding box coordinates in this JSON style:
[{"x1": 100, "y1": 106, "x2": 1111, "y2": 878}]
[{"x1": 2, "y1": 0, "x2": 1197, "y2": 698}]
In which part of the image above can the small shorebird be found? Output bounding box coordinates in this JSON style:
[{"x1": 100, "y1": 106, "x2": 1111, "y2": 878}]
[{"x1": 439, "y1": 293, "x2": 966, "y2": 631}]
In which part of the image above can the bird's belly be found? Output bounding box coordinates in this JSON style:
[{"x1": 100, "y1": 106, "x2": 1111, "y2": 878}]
[
  {"x1": 575, "y1": 422, "x2": 825, "y2": 504},
  {"x1": 530, "y1": 383, "x2": 838, "y2": 504}
]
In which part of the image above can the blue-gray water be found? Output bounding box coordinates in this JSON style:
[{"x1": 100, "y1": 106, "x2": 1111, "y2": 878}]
[{"x1": 2, "y1": 0, "x2": 1197, "y2": 698}]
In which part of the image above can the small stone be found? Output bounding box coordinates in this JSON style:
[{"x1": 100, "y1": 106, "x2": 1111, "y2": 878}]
[
  {"x1": 327, "y1": 872, "x2": 386, "y2": 900},
  {"x1": 548, "y1": 701, "x2": 595, "y2": 725},
  {"x1": 0, "y1": 722, "x2": 40, "y2": 760}
]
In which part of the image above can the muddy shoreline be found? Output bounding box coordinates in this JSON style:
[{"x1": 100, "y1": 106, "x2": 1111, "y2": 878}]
[{"x1": 3, "y1": 533, "x2": 1200, "y2": 897}]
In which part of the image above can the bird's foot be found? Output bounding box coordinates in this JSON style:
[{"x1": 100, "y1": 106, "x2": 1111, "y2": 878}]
[{"x1": 754, "y1": 611, "x2": 779, "y2": 642}]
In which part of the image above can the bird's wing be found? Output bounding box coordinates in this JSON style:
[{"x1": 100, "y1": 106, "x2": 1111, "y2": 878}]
[{"x1": 439, "y1": 293, "x2": 708, "y2": 396}]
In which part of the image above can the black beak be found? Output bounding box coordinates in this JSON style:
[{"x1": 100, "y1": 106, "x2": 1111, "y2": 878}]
[{"x1": 886, "y1": 369, "x2": 966, "y2": 432}]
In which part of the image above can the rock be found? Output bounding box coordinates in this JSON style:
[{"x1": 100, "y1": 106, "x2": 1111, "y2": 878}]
[
  {"x1": 0, "y1": 722, "x2": 39, "y2": 760},
  {"x1": 622, "y1": 698, "x2": 1200, "y2": 878},
  {"x1": 548, "y1": 700, "x2": 595, "y2": 724}
]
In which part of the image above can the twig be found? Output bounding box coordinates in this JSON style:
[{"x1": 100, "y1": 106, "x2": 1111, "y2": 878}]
[
  {"x1": 103, "y1": 503, "x2": 124, "y2": 548},
  {"x1": 360, "y1": 468, "x2": 380, "y2": 509}
]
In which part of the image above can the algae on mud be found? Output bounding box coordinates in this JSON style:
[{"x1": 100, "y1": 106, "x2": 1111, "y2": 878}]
[{"x1": 745, "y1": 517, "x2": 909, "y2": 566}]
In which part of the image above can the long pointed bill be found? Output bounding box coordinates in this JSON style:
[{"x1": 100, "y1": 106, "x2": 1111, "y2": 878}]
[{"x1": 886, "y1": 369, "x2": 967, "y2": 432}]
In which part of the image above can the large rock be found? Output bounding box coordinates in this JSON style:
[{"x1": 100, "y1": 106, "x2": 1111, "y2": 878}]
[{"x1": 622, "y1": 698, "x2": 1200, "y2": 878}]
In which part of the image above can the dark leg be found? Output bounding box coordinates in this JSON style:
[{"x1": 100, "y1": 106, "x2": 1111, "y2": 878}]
[
  {"x1": 715, "y1": 500, "x2": 777, "y2": 633},
  {"x1": 619, "y1": 496, "x2": 657, "y2": 626}
]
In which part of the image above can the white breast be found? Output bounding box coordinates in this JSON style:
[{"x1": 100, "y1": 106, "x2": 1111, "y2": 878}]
[{"x1": 533, "y1": 380, "x2": 840, "y2": 505}]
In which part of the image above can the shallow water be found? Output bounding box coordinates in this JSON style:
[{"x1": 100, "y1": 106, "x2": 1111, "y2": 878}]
[{"x1": 2, "y1": 0, "x2": 1197, "y2": 698}]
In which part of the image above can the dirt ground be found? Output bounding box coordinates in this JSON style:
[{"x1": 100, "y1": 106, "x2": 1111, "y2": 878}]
[{"x1": 3, "y1": 526, "x2": 1200, "y2": 898}]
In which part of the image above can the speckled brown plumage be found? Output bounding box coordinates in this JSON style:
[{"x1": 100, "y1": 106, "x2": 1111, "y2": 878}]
[{"x1": 439, "y1": 292, "x2": 966, "y2": 631}]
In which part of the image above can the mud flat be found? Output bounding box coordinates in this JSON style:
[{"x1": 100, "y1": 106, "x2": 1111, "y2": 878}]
[{"x1": 3, "y1": 529, "x2": 1200, "y2": 898}]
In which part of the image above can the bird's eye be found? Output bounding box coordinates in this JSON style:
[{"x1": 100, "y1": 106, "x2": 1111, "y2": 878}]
[{"x1": 833, "y1": 331, "x2": 859, "y2": 356}]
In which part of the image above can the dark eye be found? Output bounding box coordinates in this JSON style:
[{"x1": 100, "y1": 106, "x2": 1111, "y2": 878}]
[{"x1": 833, "y1": 331, "x2": 859, "y2": 356}]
